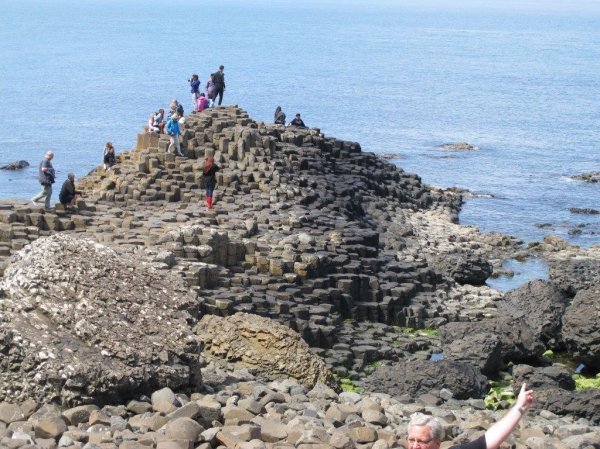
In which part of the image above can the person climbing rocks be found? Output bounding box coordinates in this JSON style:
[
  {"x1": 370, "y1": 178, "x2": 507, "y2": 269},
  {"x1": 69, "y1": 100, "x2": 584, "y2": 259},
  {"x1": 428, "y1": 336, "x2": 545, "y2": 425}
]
[
  {"x1": 202, "y1": 154, "x2": 220, "y2": 209},
  {"x1": 59, "y1": 172, "x2": 82, "y2": 209},
  {"x1": 166, "y1": 114, "x2": 184, "y2": 156}
]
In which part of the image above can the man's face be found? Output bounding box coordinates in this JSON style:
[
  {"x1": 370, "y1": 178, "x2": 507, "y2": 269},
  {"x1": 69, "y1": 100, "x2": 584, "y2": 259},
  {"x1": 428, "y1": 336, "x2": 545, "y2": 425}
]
[{"x1": 407, "y1": 426, "x2": 440, "y2": 449}]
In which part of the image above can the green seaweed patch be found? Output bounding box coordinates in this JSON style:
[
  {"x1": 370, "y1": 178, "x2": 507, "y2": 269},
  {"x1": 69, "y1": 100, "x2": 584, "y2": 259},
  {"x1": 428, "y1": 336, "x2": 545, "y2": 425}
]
[
  {"x1": 395, "y1": 327, "x2": 438, "y2": 337},
  {"x1": 484, "y1": 381, "x2": 515, "y2": 411},
  {"x1": 573, "y1": 373, "x2": 600, "y2": 390},
  {"x1": 333, "y1": 374, "x2": 362, "y2": 393},
  {"x1": 542, "y1": 349, "x2": 554, "y2": 358}
]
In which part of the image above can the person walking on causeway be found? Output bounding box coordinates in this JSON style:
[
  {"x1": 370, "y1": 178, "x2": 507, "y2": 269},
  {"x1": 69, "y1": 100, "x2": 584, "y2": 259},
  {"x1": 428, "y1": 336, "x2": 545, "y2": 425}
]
[
  {"x1": 31, "y1": 151, "x2": 56, "y2": 209},
  {"x1": 166, "y1": 114, "x2": 184, "y2": 156},
  {"x1": 202, "y1": 154, "x2": 219, "y2": 209}
]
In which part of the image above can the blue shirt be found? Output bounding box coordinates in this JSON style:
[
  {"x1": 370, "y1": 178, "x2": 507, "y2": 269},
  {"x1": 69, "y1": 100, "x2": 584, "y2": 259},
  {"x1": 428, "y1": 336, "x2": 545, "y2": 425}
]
[
  {"x1": 166, "y1": 118, "x2": 180, "y2": 136},
  {"x1": 190, "y1": 79, "x2": 200, "y2": 94}
]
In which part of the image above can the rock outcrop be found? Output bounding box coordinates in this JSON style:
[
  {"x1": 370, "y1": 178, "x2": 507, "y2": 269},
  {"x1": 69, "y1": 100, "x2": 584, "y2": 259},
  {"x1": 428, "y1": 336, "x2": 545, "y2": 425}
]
[
  {"x1": 0, "y1": 160, "x2": 29, "y2": 170},
  {"x1": 562, "y1": 288, "x2": 600, "y2": 371},
  {"x1": 0, "y1": 234, "x2": 203, "y2": 405},
  {"x1": 198, "y1": 313, "x2": 338, "y2": 391}
]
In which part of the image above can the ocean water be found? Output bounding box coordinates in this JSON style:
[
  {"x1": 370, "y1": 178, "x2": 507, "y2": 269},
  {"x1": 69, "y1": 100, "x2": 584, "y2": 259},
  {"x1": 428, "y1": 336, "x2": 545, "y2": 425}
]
[{"x1": 1, "y1": 0, "x2": 599, "y2": 246}]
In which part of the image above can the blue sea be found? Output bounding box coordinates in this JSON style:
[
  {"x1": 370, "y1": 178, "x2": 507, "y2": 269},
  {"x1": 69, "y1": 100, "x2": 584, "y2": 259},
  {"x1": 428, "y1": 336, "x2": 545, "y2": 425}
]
[{"x1": 1, "y1": 0, "x2": 599, "y2": 246}]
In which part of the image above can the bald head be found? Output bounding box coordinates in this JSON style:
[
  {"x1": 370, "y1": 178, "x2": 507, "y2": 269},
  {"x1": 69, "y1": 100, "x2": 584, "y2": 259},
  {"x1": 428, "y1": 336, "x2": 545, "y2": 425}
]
[{"x1": 45, "y1": 151, "x2": 54, "y2": 160}]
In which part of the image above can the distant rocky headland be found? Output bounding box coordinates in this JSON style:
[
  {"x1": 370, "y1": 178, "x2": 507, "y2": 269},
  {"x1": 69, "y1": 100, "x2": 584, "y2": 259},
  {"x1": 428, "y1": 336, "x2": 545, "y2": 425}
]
[{"x1": 0, "y1": 106, "x2": 598, "y2": 448}]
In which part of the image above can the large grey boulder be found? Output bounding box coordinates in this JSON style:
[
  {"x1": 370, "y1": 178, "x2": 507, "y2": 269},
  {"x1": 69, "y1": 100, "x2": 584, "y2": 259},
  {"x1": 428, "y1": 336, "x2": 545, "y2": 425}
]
[
  {"x1": 197, "y1": 312, "x2": 338, "y2": 391},
  {"x1": 427, "y1": 251, "x2": 492, "y2": 286},
  {"x1": 549, "y1": 258, "x2": 600, "y2": 297},
  {"x1": 499, "y1": 280, "x2": 569, "y2": 346},
  {"x1": 0, "y1": 234, "x2": 203, "y2": 405},
  {"x1": 363, "y1": 359, "x2": 488, "y2": 400},
  {"x1": 562, "y1": 288, "x2": 600, "y2": 371}
]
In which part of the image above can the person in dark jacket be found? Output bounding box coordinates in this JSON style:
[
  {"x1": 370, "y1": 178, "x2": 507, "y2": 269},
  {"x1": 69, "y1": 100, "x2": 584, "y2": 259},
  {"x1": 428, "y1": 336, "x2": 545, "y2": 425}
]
[
  {"x1": 189, "y1": 74, "x2": 200, "y2": 111},
  {"x1": 31, "y1": 151, "x2": 56, "y2": 208},
  {"x1": 59, "y1": 173, "x2": 82, "y2": 208},
  {"x1": 203, "y1": 154, "x2": 220, "y2": 209},
  {"x1": 213, "y1": 65, "x2": 225, "y2": 106},
  {"x1": 103, "y1": 143, "x2": 117, "y2": 171},
  {"x1": 274, "y1": 106, "x2": 286, "y2": 125},
  {"x1": 290, "y1": 113, "x2": 306, "y2": 128}
]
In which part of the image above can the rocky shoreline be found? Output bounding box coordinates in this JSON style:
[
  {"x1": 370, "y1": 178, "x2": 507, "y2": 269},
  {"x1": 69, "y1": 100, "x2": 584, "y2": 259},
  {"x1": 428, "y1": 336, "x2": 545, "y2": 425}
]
[{"x1": 0, "y1": 106, "x2": 599, "y2": 448}]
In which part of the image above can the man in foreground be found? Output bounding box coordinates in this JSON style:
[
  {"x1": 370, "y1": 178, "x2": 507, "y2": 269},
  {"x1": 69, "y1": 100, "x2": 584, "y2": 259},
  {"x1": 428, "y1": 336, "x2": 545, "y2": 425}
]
[
  {"x1": 407, "y1": 383, "x2": 535, "y2": 449},
  {"x1": 31, "y1": 151, "x2": 56, "y2": 209}
]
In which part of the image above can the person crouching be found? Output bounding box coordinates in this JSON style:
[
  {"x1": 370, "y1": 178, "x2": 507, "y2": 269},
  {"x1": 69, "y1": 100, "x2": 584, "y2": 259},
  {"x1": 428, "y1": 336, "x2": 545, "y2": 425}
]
[{"x1": 59, "y1": 173, "x2": 82, "y2": 210}]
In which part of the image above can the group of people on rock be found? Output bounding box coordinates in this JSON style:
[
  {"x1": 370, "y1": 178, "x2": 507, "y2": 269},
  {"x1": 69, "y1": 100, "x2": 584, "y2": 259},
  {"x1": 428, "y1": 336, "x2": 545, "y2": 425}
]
[
  {"x1": 274, "y1": 107, "x2": 306, "y2": 127},
  {"x1": 31, "y1": 64, "x2": 314, "y2": 212}
]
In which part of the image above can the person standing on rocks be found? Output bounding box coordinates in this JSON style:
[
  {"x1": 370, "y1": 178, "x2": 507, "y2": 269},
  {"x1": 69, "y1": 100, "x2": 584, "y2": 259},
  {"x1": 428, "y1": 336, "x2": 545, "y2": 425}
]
[
  {"x1": 213, "y1": 65, "x2": 225, "y2": 106},
  {"x1": 166, "y1": 114, "x2": 184, "y2": 156},
  {"x1": 202, "y1": 154, "x2": 219, "y2": 209},
  {"x1": 407, "y1": 383, "x2": 535, "y2": 449},
  {"x1": 206, "y1": 73, "x2": 216, "y2": 107},
  {"x1": 31, "y1": 151, "x2": 56, "y2": 208},
  {"x1": 189, "y1": 74, "x2": 200, "y2": 111}
]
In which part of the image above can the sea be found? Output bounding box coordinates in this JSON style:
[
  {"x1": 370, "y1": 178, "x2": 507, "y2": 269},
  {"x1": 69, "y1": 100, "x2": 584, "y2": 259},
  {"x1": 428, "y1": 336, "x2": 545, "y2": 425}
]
[{"x1": 1, "y1": 0, "x2": 599, "y2": 248}]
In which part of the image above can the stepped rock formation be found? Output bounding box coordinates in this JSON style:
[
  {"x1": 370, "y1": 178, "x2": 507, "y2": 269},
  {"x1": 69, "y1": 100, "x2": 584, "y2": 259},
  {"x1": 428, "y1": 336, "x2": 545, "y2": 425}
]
[{"x1": 0, "y1": 106, "x2": 598, "y2": 430}]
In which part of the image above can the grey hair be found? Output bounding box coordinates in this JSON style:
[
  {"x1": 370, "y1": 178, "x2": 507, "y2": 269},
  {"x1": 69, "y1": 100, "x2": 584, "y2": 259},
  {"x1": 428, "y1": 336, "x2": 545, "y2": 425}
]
[{"x1": 408, "y1": 413, "x2": 443, "y2": 441}]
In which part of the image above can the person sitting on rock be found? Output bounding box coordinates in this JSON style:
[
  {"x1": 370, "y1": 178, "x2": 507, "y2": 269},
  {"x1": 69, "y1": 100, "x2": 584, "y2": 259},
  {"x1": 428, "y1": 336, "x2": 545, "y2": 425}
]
[
  {"x1": 290, "y1": 113, "x2": 306, "y2": 128},
  {"x1": 149, "y1": 109, "x2": 164, "y2": 133},
  {"x1": 202, "y1": 154, "x2": 220, "y2": 209},
  {"x1": 59, "y1": 173, "x2": 82, "y2": 209},
  {"x1": 103, "y1": 143, "x2": 117, "y2": 172},
  {"x1": 407, "y1": 383, "x2": 535, "y2": 449},
  {"x1": 274, "y1": 106, "x2": 286, "y2": 125},
  {"x1": 196, "y1": 93, "x2": 209, "y2": 112}
]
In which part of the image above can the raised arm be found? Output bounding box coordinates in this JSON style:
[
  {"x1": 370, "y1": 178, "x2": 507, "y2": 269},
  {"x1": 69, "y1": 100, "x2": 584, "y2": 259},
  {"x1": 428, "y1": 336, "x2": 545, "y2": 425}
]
[{"x1": 485, "y1": 383, "x2": 534, "y2": 449}]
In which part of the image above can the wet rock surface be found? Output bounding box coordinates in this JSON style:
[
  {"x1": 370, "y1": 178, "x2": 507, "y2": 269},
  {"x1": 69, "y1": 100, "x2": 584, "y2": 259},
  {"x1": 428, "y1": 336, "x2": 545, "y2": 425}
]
[
  {"x1": 0, "y1": 160, "x2": 29, "y2": 170},
  {"x1": 572, "y1": 171, "x2": 600, "y2": 183}
]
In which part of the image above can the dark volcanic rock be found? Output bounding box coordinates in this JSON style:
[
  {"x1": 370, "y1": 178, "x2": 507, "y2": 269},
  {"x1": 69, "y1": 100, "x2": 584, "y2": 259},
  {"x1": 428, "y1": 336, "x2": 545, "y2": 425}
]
[
  {"x1": 569, "y1": 207, "x2": 600, "y2": 215},
  {"x1": 562, "y1": 288, "x2": 600, "y2": 371},
  {"x1": 363, "y1": 359, "x2": 488, "y2": 400},
  {"x1": 512, "y1": 364, "x2": 575, "y2": 391},
  {"x1": 0, "y1": 160, "x2": 29, "y2": 170},
  {"x1": 0, "y1": 234, "x2": 203, "y2": 405},
  {"x1": 549, "y1": 258, "x2": 600, "y2": 296},
  {"x1": 439, "y1": 317, "x2": 545, "y2": 370},
  {"x1": 572, "y1": 171, "x2": 600, "y2": 183},
  {"x1": 536, "y1": 388, "x2": 600, "y2": 425},
  {"x1": 427, "y1": 251, "x2": 492, "y2": 285},
  {"x1": 442, "y1": 332, "x2": 503, "y2": 375},
  {"x1": 499, "y1": 280, "x2": 569, "y2": 346}
]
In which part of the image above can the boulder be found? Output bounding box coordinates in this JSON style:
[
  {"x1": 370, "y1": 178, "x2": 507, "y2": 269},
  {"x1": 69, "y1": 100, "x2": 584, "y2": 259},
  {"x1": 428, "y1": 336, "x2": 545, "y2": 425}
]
[
  {"x1": 0, "y1": 234, "x2": 203, "y2": 405},
  {"x1": 198, "y1": 313, "x2": 338, "y2": 391},
  {"x1": 437, "y1": 142, "x2": 479, "y2": 151},
  {"x1": 572, "y1": 171, "x2": 600, "y2": 183},
  {"x1": 0, "y1": 160, "x2": 29, "y2": 170},
  {"x1": 362, "y1": 359, "x2": 488, "y2": 400},
  {"x1": 535, "y1": 388, "x2": 600, "y2": 425},
  {"x1": 499, "y1": 280, "x2": 568, "y2": 346},
  {"x1": 439, "y1": 318, "x2": 545, "y2": 370},
  {"x1": 549, "y1": 258, "x2": 600, "y2": 297},
  {"x1": 427, "y1": 252, "x2": 491, "y2": 286},
  {"x1": 512, "y1": 364, "x2": 575, "y2": 391},
  {"x1": 562, "y1": 289, "x2": 600, "y2": 371}
]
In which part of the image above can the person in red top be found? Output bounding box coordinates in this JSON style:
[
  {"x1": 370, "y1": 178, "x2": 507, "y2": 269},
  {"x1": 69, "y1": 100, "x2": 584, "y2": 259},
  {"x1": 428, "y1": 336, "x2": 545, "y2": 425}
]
[{"x1": 406, "y1": 384, "x2": 535, "y2": 449}]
